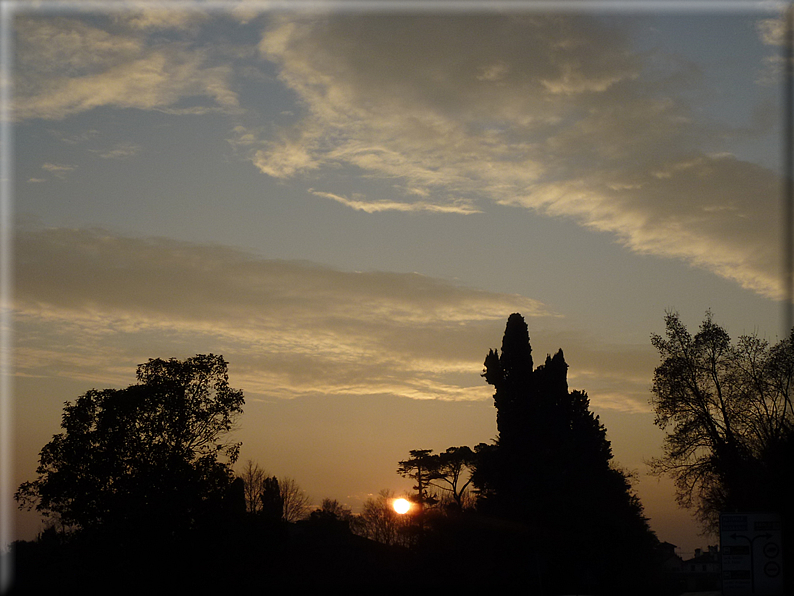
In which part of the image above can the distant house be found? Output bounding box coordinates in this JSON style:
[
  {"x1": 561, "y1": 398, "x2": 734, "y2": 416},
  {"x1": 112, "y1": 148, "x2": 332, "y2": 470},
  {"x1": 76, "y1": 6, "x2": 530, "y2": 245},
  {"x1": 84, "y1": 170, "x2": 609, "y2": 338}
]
[
  {"x1": 685, "y1": 546, "x2": 720, "y2": 573},
  {"x1": 680, "y1": 545, "x2": 721, "y2": 592},
  {"x1": 657, "y1": 541, "x2": 683, "y2": 573}
]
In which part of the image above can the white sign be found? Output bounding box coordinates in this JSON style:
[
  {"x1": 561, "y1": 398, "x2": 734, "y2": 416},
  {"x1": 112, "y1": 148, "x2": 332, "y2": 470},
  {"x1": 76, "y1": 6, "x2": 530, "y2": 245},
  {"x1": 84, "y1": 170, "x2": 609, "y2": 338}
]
[{"x1": 720, "y1": 512, "x2": 784, "y2": 596}]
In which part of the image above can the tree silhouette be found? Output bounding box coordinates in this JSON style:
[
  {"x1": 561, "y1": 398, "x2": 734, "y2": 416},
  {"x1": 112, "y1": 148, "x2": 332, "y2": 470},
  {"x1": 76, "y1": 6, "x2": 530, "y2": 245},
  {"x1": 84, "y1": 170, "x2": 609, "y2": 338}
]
[
  {"x1": 429, "y1": 446, "x2": 476, "y2": 509},
  {"x1": 279, "y1": 476, "x2": 311, "y2": 522},
  {"x1": 398, "y1": 447, "x2": 475, "y2": 510},
  {"x1": 397, "y1": 449, "x2": 438, "y2": 507},
  {"x1": 475, "y1": 313, "x2": 659, "y2": 593},
  {"x1": 259, "y1": 476, "x2": 284, "y2": 522},
  {"x1": 238, "y1": 462, "x2": 310, "y2": 522},
  {"x1": 357, "y1": 489, "x2": 411, "y2": 547},
  {"x1": 16, "y1": 354, "x2": 244, "y2": 537},
  {"x1": 239, "y1": 459, "x2": 268, "y2": 514},
  {"x1": 650, "y1": 310, "x2": 794, "y2": 539},
  {"x1": 313, "y1": 498, "x2": 352, "y2": 520},
  {"x1": 307, "y1": 498, "x2": 356, "y2": 533}
]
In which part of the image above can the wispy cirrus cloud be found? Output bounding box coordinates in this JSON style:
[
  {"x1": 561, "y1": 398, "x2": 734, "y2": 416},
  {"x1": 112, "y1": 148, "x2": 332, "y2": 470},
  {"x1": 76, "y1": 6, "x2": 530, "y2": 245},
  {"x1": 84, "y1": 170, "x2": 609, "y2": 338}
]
[
  {"x1": 308, "y1": 189, "x2": 481, "y2": 214},
  {"x1": 13, "y1": 15, "x2": 240, "y2": 121},
  {"x1": 255, "y1": 13, "x2": 782, "y2": 299}
]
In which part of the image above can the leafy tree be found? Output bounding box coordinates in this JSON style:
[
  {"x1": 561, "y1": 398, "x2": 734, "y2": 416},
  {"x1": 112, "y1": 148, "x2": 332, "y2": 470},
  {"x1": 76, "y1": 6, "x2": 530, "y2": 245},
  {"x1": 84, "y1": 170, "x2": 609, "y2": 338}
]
[
  {"x1": 650, "y1": 310, "x2": 794, "y2": 531},
  {"x1": 308, "y1": 498, "x2": 355, "y2": 532},
  {"x1": 430, "y1": 446, "x2": 476, "y2": 509},
  {"x1": 259, "y1": 476, "x2": 284, "y2": 522},
  {"x1": 314, "y1": 498, "x2": 352, "y2": 519},
  {"x1": 15, "y1": 354, "x2": 244, "y2": 536},
  {"x1": 478, "y1": 315, "x2": 626, "y2": 504},
  {"x1": 398, "y1": 447, "x2": 476, "y2": 510},
  {"x1": 476, "y1": 313, "x2": 659, "y2": 593},
  {"x1": 397, "y1": 449, "x2": 438, "y2": 507},
  {"x1": 482, "y1": 312, "x2": 535, "y2": 451},
  {"x1": 238, "y1": 462, "x2": 310, "y2": 522}
]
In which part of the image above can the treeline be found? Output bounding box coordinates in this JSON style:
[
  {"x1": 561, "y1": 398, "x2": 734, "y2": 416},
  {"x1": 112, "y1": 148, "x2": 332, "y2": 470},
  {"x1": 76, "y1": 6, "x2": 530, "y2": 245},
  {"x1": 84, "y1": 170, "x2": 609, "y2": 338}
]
[
  {"x1": 235, "y1": 459, "x2": 413, "y2": 547},
  {"x1": 389, "y1": 313, "x2": 667, "y2": 593},
  {"x1": 7, "y1": 354, "x2": 413, "y2": 593},
  {"x1": 7, "y1": 312, "x2": 793, "y2": 594}
]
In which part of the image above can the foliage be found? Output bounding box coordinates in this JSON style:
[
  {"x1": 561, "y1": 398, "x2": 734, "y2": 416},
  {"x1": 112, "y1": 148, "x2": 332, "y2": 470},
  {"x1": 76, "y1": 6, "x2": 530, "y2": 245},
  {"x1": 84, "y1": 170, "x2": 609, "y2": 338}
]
[
  {"x1": 15, "y1": 354, "x2": 244, "y2": 535},
  {"x1": 478, "y1": 314, "x2": 618, "y2": 511},
  {"x1": 397, "y1": 449, "x2": 438, "y2": 507},
  {"x1": 428, "y1": 446, "x2": 476, "y2": 509},
  {"x1": 650, "y1": 310, "x2": 794, "y2": 530},
  {"x1": 398, "y1": 447, "x2": 476, "y2": 510},
  {"x1": 238, "y1": 462, "x2": 311, "y2": 522},
  {"x1": 475, "y1": 313, "x2": 660, "y2": 593},
  {"x1": 259, "y1": 476, "x2": 284, "y2": 522},
  {"x1": 315, "y1": 498, "x2": 352, "y2": 520},
  {"x1": 307, "y1": 498, "x2": 355, "y2": 532}
]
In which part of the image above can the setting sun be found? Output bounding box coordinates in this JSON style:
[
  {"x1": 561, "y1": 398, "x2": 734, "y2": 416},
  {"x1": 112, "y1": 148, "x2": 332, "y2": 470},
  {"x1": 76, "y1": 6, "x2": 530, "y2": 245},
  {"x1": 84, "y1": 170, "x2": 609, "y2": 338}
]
[{"x1": 392, "y1": 498, "x2": 411, "y2": 515}]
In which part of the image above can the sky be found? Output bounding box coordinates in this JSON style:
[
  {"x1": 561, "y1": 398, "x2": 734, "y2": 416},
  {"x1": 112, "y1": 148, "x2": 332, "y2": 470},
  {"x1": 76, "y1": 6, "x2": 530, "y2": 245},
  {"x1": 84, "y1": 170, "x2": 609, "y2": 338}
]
[{"x1": 3, "y1": 0, "x2": 791, "y2": 558}]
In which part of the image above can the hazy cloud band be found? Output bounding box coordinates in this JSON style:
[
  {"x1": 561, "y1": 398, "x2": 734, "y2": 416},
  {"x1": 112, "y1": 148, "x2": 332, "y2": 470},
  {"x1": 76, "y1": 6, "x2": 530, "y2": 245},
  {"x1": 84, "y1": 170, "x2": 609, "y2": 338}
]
[{"x1": 14, "y1": 226, "x2": 654, "y2": 413}]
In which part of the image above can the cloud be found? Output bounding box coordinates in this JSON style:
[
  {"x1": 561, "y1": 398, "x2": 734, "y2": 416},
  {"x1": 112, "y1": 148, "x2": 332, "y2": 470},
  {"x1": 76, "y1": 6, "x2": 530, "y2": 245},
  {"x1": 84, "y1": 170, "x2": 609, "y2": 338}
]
[
  {"x1": 755, "y1": 12, "x2": 788, "y2": 84},
  {"x1": 565, "y1": 344, "x2": 659, "y2": 416},
  {"x1": 41, "y1": 163, "x2": 76, "y2": 172},
  {"x1": 15, "y1": 17, "x2": 143, "y2": 77},
  {"x1": 48, "y1": 128, "x2": 101, "y2": 145},
  {"x1": 113, "y1": 8, "x2": 210, "y2": 32},
  {"x1": 15, "y1": 226, "x2": 563, "y2": 406},
  {"x1": 757, "y1": 14, "x2": 786, "y2": 46},
  {"x1": 13, "y1": 16, "x2": 240, "y2": 121},
  {"x1": 41, "y1": 162, "x2": 77, "y2": 179},
  {"x1": 308, "y1": 189, "x2": 481, "y2": 214},
  {"x1": 251, "y1": 131, "x2": 321, "y2": 178},
  {"x1": 255, "y1": 13, "x2": 783, "y2": 299},
  {"x1": 14, "y1": 226, "x2": 655, "y2": 412},
  {"x1": 90, "y1": 142, "x2": 142, "y2": 159}
]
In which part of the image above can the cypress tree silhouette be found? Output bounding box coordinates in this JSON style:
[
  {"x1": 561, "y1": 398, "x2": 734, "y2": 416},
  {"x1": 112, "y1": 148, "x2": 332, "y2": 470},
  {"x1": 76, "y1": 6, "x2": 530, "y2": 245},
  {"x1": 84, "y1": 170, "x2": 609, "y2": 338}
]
[{"x1": 475, "y1": 314, "x2": 660, "y2": 594}]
